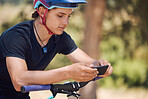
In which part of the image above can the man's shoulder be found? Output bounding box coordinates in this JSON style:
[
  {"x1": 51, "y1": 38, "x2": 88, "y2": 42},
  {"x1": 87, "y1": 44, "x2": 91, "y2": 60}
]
[
  {"x1": 12, "y1": 20, "x2": 33, "y2": 32},
  {"x1": 1, "y1": 20, "x2": 33, "y2": 38},
  {"x1": 58, "y1": 31, "x2": 71, "y2": 38}
]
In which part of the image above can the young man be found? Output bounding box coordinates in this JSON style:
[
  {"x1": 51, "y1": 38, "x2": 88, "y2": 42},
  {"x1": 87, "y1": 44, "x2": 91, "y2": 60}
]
[{"x1": 0, "y1": 0, "x2": 113, "y2": 98}]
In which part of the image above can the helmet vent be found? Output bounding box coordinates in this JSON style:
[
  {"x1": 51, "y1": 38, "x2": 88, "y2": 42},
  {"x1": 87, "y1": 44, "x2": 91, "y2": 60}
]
[{"x1": 49, "y1": 1, "x2": 52, "y2": 6}]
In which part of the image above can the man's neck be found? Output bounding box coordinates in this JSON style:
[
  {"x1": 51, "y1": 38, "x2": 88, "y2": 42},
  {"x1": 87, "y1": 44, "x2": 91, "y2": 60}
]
[{"x1": 34, "y1": 19, "x2": 52, "y2": 47}]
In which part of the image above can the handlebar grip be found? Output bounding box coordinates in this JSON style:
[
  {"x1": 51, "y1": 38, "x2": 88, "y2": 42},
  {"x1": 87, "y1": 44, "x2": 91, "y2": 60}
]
[{"x1": 21, "y1": 84, "x2": 51, "y2": 93}]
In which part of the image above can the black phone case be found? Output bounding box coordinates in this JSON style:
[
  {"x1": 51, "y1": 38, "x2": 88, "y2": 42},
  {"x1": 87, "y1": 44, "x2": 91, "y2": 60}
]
[{"x1": 92, "y1": 65, "x2": 109, "y2": 75}]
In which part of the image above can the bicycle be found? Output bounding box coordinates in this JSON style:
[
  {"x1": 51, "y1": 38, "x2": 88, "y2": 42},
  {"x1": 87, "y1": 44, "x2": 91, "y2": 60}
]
[{"x1": 21, "y1": 65, "x2": 109, "y2": 99}]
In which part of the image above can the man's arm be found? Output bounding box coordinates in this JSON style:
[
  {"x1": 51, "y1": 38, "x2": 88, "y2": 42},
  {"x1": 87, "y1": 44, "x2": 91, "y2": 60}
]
[
  {"x1": 66, "y1": 48, "x2": 97, "y2": 64},
  {"x1": 66, "y1": 48, "x2": 113, "y2": 77},
  {"x1": 6, "y1": 57, "x2": 71, "y2": 91},
  {"x1": 6, "y1": 57, "x2": 98, "y2": 91}
]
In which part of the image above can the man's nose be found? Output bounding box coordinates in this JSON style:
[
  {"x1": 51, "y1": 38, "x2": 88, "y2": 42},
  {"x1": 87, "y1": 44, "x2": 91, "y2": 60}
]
[{"x1": 63, "y1": 18, "x2": 69, "y2": 26}]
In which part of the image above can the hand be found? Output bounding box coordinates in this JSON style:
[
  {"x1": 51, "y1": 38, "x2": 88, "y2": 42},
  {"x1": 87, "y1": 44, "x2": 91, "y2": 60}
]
[
  {"x1": 67, "y1": 63, "x2": 98, "y2": 82},
  {"x1": 93, "y1": 59, "x2": 113, "y2": 78}
]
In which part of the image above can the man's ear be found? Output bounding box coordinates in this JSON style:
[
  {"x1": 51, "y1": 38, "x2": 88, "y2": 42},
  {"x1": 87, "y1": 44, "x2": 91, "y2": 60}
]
[{"x1": 38, "y1": 6, "x2": 47, "y2": 17}]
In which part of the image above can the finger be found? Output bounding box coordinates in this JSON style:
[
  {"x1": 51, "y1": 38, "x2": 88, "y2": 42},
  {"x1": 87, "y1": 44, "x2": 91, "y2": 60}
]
[
  {"x1": 89, "y1": 64, "x2": 94, "y2": 68},
  {"x1": 99, "y1": 59, "x2": 108, "y2": 66},
  {"x1": 81, "y1": 67, "x2": 98, "y2": 77},
  {"x1": 107, "y1": 63, "x2": 112, "y2": 73},
  {"x1": 75, "y1": 72, "x2": 97, "y2": 82},
  {"x1": 108, "y1": 66, "x2": 113, "y2": 75},
  {"x1": 104, "y1": 64, "x2": 113, "y2": 77},
  {"x1": 105, "y1": 63, "x2": 111, "y2": 73},
  {"x1": 81, "y1": 74, "x2": 98, "y2": 81},
  {"x1": 83, "y1": 73, "x2": 98, "y2": 79},
  {"x1": 82, "y1": 66, "x2": 98, "y2": 73},
  {"x1": 92, "y1": 61, "x2": 99, "y2": 66}
]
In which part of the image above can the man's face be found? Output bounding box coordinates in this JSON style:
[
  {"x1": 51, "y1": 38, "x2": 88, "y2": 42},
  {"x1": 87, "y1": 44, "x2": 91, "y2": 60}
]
[{"x1": 46, "y1": 8, "x2": 73, "y2": 35}]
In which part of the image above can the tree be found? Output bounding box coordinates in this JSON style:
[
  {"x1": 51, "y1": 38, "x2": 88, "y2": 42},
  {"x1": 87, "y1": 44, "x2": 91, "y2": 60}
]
[{"x1": 79, "y1": 0, "x2": 107, "y2": 99}]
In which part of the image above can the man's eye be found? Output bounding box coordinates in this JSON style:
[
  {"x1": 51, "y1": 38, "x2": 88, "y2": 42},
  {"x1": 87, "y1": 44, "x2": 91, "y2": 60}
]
[
  {"x1": 68, "y1": 15, "x2": 71, "y2": 18},
  {"x1": 57, "y1": 15, "x2": 63, "y2": 17}
]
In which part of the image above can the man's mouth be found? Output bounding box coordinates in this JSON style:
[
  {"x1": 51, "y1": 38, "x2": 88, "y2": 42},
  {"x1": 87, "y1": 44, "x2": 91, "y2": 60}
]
[{"x1": 58, "y1": 27, "x2": 66, "y2": 30}]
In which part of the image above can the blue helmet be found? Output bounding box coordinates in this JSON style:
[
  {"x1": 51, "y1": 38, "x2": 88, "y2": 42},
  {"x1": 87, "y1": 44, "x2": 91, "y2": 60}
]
[{"x1": 34, "y1": 0, "x2": 87, "y2": 9}]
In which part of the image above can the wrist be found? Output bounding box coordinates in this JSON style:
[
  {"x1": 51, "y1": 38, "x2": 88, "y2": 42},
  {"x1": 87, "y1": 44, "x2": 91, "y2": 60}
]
[{"x1": 63, "y1": 65, "x2": 72, "y2": 80}]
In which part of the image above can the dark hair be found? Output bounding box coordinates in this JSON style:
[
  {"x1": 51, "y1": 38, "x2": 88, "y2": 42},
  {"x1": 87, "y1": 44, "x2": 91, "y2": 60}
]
[
  {"x1": 31, "y1": 4, "x2": 54, "y2": 19},
  {"x1": 32, "y1": 11, "x2": 39, "y2": 19},
  {"x1": 32, "y1": 4, "x2": 43, "y2": 19}
]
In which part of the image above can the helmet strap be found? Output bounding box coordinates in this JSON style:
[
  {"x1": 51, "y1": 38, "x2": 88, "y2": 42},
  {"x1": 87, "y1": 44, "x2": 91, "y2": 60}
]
[{"x1": 36, "y1": 8, "x2": 55, "y2": 35}]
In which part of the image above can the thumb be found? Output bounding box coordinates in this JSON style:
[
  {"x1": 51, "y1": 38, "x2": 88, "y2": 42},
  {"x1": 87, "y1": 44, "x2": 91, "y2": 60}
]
[{"x1": 89, "y1": 64, "x2": 94, "y2": 68}]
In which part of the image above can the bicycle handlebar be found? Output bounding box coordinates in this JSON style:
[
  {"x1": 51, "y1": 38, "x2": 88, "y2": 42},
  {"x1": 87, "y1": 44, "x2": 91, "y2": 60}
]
[
  {"x1": 21, "y1": 81, "x2": 90, "y2": 93},
  {"x1": 21, "y1": 84, "x2": 52, "y2": 93},
  {"x1": 21, "y1": 80, "x2": 92, "y2": 98},
  {"x1": 21, "y1": 65, "x2": 108, "y2": 93},
  {"x1": 21, "y1": 65, "x2": 108, "y2": 98},
  {"x1": 21, "y1": 77, "x2": 102, "y2": 93}
]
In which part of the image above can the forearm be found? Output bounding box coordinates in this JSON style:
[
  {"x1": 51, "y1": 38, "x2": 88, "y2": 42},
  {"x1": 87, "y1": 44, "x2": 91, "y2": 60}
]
[
  {"x1": 67, "y1": 48, "x2": 97, "y2": 64},
  {"x1": 13, "y1": 66, "x2": 70, "y2": 91},
  {"x1": 20, "y1": 67, "x2": 69, "y2": 85}
]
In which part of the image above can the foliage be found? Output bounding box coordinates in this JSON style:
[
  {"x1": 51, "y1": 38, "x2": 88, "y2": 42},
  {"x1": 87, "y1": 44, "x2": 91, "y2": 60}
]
[
  {"x1": 0, "y1": 0, "x2": 32, "y2": 5},
  {"x1": 0, "y1": 10, "x2": 30, "y2": 34},
  {"x1": 98, "y1": 0, "x2": 148, "y2": 88},
  {"x1": 23, "y1": 0, "x2": 33, "y2": 4},
  {"x1": 99, "y1": 37, "x2": 148, "y2": 88}
]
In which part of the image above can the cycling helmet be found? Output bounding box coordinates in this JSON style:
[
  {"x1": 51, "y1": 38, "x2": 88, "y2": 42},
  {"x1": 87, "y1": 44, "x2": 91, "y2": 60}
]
[{"x1": 34, "y1": 0, "x2": 87, "y2": 9}]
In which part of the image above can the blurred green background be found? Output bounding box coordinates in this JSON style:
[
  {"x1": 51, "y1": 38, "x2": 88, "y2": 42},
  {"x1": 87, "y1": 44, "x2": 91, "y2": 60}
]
[{"x1": 0, "y1": 0, "x2": 148, "y2": 92}]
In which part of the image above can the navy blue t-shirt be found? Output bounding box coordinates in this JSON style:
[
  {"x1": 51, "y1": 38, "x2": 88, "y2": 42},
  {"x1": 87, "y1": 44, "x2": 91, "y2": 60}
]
[{"x1": 0, "y1": 20, "x2": 77, "y2": 96}]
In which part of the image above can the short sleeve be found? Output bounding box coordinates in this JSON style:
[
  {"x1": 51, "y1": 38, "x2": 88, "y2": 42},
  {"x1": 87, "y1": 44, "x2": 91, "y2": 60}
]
[
  {"x1": 58, "y1": 32, "x2": 77, "y2": 55},
  {"x1": 1, "y1": 29, "x2": 29, "y2": 60}
]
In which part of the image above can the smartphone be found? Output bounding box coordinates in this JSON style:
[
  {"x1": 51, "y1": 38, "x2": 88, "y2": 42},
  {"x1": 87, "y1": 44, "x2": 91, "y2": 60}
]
[{"x1": 92, "y1": 65, "x2": 109, "y2": 75}]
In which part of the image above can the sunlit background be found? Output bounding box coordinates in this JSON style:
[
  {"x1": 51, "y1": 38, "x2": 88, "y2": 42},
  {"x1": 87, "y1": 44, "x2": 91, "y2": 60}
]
[{"x1": 0, "y1": 0, "x2": 148, "y2": 99}]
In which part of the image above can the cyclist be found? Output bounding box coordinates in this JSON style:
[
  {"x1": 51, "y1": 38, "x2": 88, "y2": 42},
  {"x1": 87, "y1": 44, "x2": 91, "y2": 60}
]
[{"x1": 0, "y1": 0, "x2": 113, "y2": 99}]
